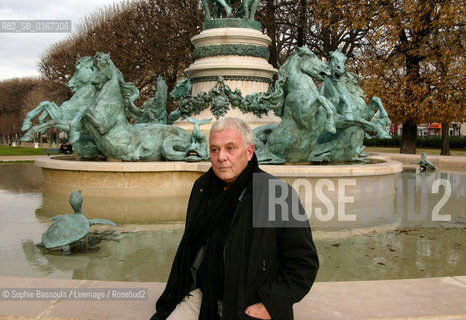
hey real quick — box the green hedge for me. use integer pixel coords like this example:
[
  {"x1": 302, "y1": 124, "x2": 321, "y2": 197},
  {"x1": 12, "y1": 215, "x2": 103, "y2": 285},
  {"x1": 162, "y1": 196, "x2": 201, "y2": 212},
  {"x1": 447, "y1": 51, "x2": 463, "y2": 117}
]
[{"x1": 364, "y1": 136, "x2": 466, "y2": 149}]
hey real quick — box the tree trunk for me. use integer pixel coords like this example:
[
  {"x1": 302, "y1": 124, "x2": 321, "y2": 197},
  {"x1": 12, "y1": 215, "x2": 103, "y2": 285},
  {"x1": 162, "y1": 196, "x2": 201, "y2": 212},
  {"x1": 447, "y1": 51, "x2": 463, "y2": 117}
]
[
  {"x1": 400, "y1": 120, "x2": 417, "y2": 154},
  {"x1": 440, "y1": 121, "x2": 450, "y2": 155},
  {"x1": 296, "y1": 0, "x2": 307, "y2": 47},
  {"x1": 264, "y1": 0, "x2": 278, "y2": 69}
]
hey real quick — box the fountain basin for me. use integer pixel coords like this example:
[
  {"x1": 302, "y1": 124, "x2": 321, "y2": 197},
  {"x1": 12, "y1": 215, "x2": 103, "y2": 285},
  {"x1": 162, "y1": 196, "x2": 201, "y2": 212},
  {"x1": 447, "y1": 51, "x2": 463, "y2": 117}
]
[
  {"x1": 35, "y1": 155, "x2": 402, "y2": 227},
  {"x1": 2, "y1": 161, "x2": 464, "y2": 283}
]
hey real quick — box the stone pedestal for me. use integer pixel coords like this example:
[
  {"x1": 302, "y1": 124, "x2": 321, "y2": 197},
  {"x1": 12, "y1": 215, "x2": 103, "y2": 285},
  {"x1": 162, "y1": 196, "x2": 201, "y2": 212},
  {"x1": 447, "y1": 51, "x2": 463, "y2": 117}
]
[{"x1": 177, "y1": 27, "x2": 280, "y2": 132}]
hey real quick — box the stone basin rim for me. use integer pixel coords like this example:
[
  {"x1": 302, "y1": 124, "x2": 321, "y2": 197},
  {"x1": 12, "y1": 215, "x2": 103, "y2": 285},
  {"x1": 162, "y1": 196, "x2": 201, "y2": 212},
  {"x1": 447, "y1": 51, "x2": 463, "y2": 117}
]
[{"x1": 35, "y1": 155, "x2": 403, "y2": 177}]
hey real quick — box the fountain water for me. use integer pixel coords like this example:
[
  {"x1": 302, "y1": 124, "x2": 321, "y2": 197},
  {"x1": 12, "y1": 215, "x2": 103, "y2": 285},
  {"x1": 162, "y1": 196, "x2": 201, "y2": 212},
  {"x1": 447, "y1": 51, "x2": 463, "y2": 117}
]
[{"x1": 0, "y1": 162, "x2": 464, "y2": 282}]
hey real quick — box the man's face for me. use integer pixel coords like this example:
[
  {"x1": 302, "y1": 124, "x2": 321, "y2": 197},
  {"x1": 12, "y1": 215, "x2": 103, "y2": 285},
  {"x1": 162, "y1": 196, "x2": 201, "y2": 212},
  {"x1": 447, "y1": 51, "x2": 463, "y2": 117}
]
[{"x1": 209, "y1": 129, "x2": 254, "y2": 186}]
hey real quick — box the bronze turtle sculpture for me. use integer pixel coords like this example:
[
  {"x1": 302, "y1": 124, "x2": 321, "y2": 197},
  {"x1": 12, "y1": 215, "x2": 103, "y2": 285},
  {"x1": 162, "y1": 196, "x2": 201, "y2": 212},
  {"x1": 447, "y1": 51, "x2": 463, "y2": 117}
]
[
  {"x1": 411, "y1": 152, "x2": 436, "y2": 171},
  {"x1": 38, "y1": 190, "x2": 118, "y2": 253}
]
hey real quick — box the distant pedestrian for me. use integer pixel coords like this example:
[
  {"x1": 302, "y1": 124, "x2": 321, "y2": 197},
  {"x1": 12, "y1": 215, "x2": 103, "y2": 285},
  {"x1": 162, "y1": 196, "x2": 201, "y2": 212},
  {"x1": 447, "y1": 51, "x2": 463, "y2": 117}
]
[{"x1": 59, "y1": 141, "x2": 73, "y2": 155}]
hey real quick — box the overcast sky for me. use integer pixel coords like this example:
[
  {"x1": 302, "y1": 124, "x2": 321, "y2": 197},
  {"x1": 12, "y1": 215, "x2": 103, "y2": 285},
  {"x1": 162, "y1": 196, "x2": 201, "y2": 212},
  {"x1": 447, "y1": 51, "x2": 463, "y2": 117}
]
[{"x1": 0, "y1": 0, "x2": 122, "y2": 81}]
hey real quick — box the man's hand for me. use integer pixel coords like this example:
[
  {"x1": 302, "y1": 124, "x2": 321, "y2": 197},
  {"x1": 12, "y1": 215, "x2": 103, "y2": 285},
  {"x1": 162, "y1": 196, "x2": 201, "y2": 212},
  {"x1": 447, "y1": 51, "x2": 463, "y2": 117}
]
[{"x1": 244, "y1": 302, "x2": 271, "y2": 319}]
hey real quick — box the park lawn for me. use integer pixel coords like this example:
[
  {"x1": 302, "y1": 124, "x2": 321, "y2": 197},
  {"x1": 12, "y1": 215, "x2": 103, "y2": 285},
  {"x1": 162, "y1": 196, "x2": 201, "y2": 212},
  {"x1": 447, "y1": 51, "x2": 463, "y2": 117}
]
[
  {"x1": 365, "y1": 146, "x2": 466, "y2": 157},
  {"x1": 0, "y1": 160, "x2": 34, "y2": 163},
  {"x1": 1, "y1": 145, "x2": 464, "y2": 157},
  {"x1": 0, "y1": 145, "x2": 57, "y2": 156}
]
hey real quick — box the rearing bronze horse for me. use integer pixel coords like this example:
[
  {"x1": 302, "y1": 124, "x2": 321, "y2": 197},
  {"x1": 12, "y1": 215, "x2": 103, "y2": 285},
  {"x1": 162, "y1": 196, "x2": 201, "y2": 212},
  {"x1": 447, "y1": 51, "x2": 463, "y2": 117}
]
[{"x1": 82, "y1": 53, "x2": 192, "y2": 161}]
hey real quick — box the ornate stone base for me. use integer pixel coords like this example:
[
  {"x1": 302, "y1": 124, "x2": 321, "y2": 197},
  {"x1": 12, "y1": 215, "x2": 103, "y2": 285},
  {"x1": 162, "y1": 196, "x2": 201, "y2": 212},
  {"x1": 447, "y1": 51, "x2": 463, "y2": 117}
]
[{"x1": 180, "y1": 27, "x2": 280, "y2": 129}]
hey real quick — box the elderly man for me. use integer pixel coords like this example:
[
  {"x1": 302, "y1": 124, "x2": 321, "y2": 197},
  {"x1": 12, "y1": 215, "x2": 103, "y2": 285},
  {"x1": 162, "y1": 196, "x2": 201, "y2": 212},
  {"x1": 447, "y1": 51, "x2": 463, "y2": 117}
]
[{"x1": 151, "y1": 117, "x2": 319, "y2": 320}]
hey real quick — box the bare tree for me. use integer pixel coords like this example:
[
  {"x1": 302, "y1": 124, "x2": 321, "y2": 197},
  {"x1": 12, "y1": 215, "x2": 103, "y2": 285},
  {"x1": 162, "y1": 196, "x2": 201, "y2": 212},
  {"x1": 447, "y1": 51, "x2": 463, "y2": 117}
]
[
  {"x1": 39, "y1": 0, "x2": 204, "y2": 109},
  {"x1": 0, "y1": 77, "x2": 44, "y2": 143}
]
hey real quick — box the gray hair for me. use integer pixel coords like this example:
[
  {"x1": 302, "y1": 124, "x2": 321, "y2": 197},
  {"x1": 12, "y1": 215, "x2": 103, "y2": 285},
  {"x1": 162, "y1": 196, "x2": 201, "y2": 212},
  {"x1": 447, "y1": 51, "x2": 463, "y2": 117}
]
[{"x1": 210, "y1": 117, "x2": 254, "y2": 146}]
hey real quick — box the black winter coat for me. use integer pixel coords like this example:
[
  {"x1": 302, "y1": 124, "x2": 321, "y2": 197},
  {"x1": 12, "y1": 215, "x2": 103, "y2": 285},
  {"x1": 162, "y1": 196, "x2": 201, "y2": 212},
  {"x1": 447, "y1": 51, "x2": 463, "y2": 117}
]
[{"x1": 152, "y1": 169, "x2": 319, "y2": 320}]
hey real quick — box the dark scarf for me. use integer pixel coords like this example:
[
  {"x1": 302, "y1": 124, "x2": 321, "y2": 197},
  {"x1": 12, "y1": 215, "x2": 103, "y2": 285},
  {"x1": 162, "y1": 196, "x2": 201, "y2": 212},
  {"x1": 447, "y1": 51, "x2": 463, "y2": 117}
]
[{"x1": 177, "y1": 154, "x2": 259, "y2": 319}]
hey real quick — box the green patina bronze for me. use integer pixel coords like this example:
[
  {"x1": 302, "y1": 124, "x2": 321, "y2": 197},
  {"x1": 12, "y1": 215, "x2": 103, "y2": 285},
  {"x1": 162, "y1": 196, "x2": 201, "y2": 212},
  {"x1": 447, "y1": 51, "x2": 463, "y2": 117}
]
[
  {"x1": 186, "y1": 118, "x2": 212, "y2": 161},
  {"x1": 21, "y1": 53, "x2": 209, "y2": 162},
  {"x1": 168, "y1": 48, "x2": 391, "y2": 163},
  {"x1": 21, "y1": 47, "x2": 391, "y2": 164},
  {"x1": 314, "y1": 50, "x2": 391, "y2": 162},
  {"x1": 37, "y1": 190, "x2": 118, "y2": 254},
  {"x1": 253, "y1": 47, "x2": 337, "y2": 163},
  {"x1": 201, "y1": 0, "x2": 261, "y2": 21},
  {"x1": 253, "y1": 48, "x2": 392, "y2": 163},
  {"x1": 411, "y1": 152, "x2": 436, "y2": 171},
  {"x1": 168, "y1": 76, "x2": 272, "y2": 121},
  {"x1": 200, "y1": 0, "x2": 262, "y2": 30},
  {"x1": 193, "y1": 44, "x2": 270, "y2": 60},
  {"x1": 79, "y1": 52, "x2": 208, "y2": 161},
  {"x1": 137, "y1": 76, "x2": 168, "y2": 124},
  {"x1": 21, "y1": 57, "x2": 103, "y2": 159},
  {"x1": 203, "y1": 18, "x2": 261, "y2": 30}
]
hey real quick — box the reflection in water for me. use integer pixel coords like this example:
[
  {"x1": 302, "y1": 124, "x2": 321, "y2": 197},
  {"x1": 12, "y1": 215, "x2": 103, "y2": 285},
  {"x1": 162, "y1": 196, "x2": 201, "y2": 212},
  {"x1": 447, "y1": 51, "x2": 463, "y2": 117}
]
[
  {"x1": 18, "y1": 226, "x2": 466, "y2": 282},
  {"x1": 36, "y1": 191, "x2": 189, "y2": 224},
  {"x1": 315, "y1": 227, "x2": 465, "y2": 282},
  {"x1": 20, "y1": 228, "x2": 183, "y2": 282},
  {"x1": 394, "y1": 170, "x2": 466, "y2": 227},
  {"x1": 0, "y1": 163, "x2": 41, "y2": 193},
  {"x1": 22, "y1": 240, "x2": 91, "y2": 275},
  {"x1": 0, "y1": 163, "x2": 464, "y2": 282}
]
